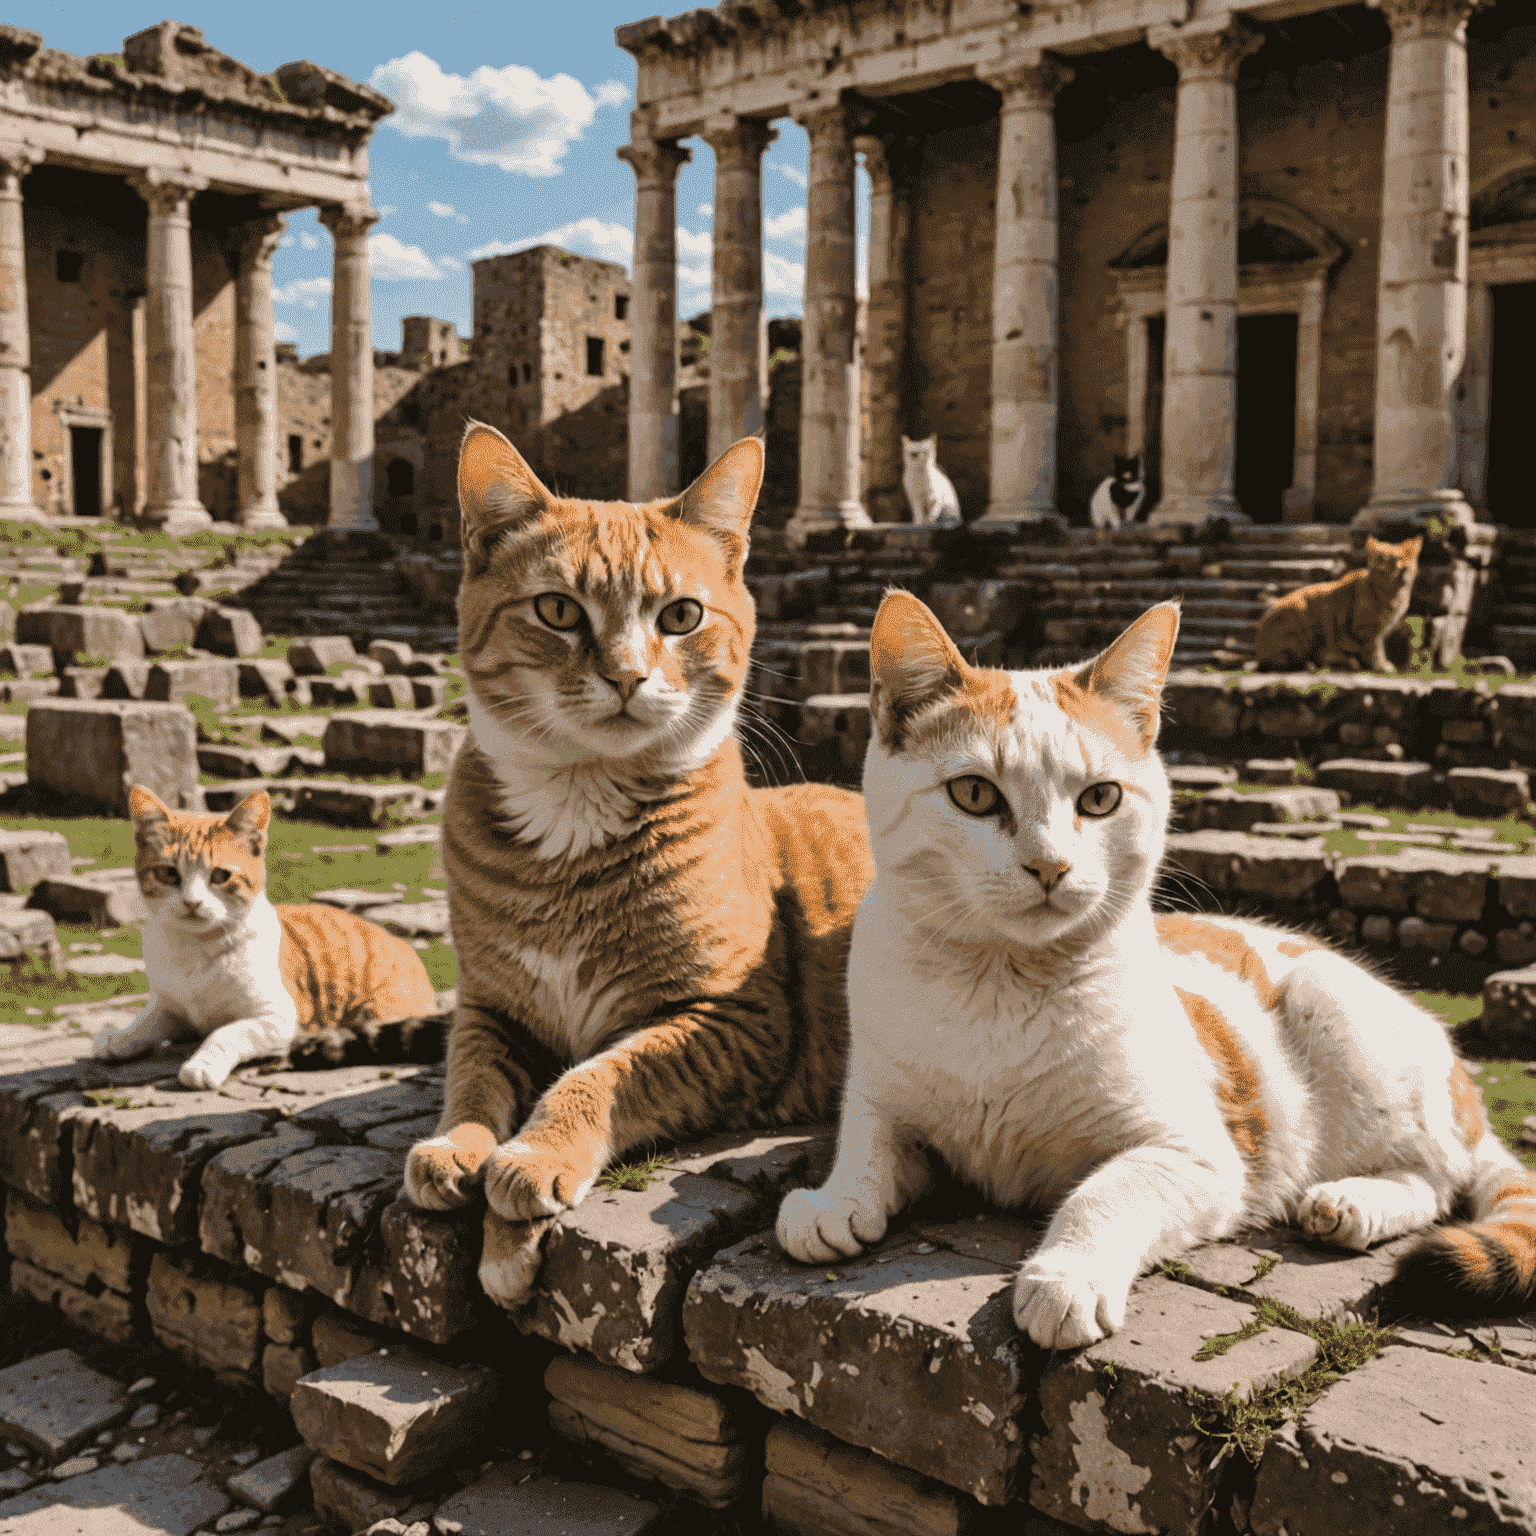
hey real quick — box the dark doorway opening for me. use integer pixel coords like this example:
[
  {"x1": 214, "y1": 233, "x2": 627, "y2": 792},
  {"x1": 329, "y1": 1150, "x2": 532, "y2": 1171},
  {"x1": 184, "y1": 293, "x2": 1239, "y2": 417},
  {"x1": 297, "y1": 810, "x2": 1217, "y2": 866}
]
[
  {"x1": 1236, "y1": 313, "x2": 1298, "y2": 524},
  {"x1": 70, "y1": 427, "x2": 102, "y2": 517},
  {"x1": 1142, "y1": 314, "x2": 1165, "y2": 511},
  {"x1": 386, "y1": 458, "x2": 415, "y2": 496},
  {"x1": 1489, "y1": 282, "x2": 1536, "y2": 525},
  {"x1": 288, "y1": 435, "x2": 304, "y2": 474}
]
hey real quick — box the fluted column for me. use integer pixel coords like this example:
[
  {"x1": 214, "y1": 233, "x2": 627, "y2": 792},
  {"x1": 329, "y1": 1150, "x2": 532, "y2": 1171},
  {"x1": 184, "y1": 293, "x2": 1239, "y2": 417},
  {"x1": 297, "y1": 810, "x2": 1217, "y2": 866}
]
[
  {"x1": 0, "y1": 145, "x2": 42, "y2": 522},
  {"x1": 320, "y1": 204, "x2": 380, "y2": 532},
  {"x1": 229, "y1": 213, "x2": 288, "y2": 530},
  {"x1": 1148, "y1": 18, "x2": 1262, "y2": 527},
  {"x1": 703, "y1": 115, "x2": 775, "y2": 462},
  {"x1": 1356, "y1": 0, "x2": 1485, "y2": 531},
  {"x1": 975, "y1": 57, "x2": 1072, "y2": 528},
  {"x1": 618, "y1": 135, "x2": 691, "y2": 501},
  {"x1": 788, "y1": 102, "x2": 869, "y2": 544},
  {"x1": 132, "y1": 169, "x2": 211, "y2": 533}
]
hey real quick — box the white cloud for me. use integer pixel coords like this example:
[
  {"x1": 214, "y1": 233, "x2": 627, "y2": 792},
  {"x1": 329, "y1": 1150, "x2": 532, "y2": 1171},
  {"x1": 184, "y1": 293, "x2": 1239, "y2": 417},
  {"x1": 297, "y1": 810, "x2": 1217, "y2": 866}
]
[
  {"x1": 370, "y1": 232, "x2": 449, "y2": 282},
  {"x1": 765, "y1": 251, "x2": 804, "y2": 299},
  {"x1": 771, "y1": 162, "x2": 808, "y2": 189},
  {"x1": 764, "y1": 206, "x2": 806, "y2": 242},
  {"x1": 274, "y1": 320, "x2": 298, "y2": 343},
  {"x1": 278, "y1": 234, "x2": 294, "y2": 248},
  {"x1": 370, "y1": 51, "x2": 630, "y2": 177},
  {"x1": 427, "y1": 200, "x2": 456, "y2": 218},
  {"x1": 376, "y1": 205, "x2": 397, "y2": 217},
  {"x1": 299, "y1": 231, "x2": 321, "y2": 251},
  {"x1": 676, "y1": 226, "x2": 712, "y2": 260},
  {"x1": 273, "y1": 276, "x2": 332, "y2": 309},
  {"x1": 697, "y1": 202, "x2": 712, "y2": 220},
  {"x1": 438, "y1": 255, "x2": 464, "y2": 272},
  {"x1": 466, "y1": 216, "x2": 634, "y2": 266}
]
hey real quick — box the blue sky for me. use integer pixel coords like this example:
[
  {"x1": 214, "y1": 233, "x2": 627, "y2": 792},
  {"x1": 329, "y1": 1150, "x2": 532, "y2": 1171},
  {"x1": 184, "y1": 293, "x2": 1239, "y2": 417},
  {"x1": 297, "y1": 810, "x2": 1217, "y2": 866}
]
[{"x1": 18, "y1": 1, "x2": 829, "y2": 355}]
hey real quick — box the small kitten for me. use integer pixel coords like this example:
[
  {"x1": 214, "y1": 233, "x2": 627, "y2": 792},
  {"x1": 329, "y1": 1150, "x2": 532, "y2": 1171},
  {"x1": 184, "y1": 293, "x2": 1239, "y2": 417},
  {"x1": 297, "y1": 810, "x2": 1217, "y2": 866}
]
[
  {"x1": 1088, "y1": 454, "x2": 1145, "y2": 530},
  {"x1": 94, "y1": 787, "x2": 439, "y2": 1089},
  {"x1": 901, "y1": 435, "x2": 961, "y2": 527},
  {"x1": 1255, "y1": 535, "x2": 1422, "y2": 672},
  {"x1": 777, "y1": 594, "x2": 1535, "y2": 1349}
]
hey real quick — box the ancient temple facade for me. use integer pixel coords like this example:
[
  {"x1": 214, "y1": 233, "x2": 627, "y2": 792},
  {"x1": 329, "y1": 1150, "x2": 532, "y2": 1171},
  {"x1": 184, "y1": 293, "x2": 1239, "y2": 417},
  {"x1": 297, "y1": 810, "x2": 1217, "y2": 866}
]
[
  {"x1": 616, "y1": 0, "x2": 1536, "y2": 536},
  {"x1": 0, "y1": 20, "x2": 391, "y2": 531}
]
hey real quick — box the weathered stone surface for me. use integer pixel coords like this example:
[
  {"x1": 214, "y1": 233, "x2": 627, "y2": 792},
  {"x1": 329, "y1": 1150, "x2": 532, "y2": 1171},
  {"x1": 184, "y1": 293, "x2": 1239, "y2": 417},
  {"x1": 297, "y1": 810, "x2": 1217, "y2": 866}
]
[
  {"x1": 321, "y1": 712, "x2": 465, "y2": 777},
  {"x1": 1496, "y1": 856, "x2": 1536, "y2": 920},
  {"x1": 430, "y1": 1467, "x2": 661, "y2": 1536},
  {"x1": 308, "y1": 1455, "x2": 414, "y2": 1532},
  {"x1": 197, "y1": 744, "x2": 294, "y2": 779},
  {"x1": 1031, "y1": 1276, "x2": 1318, "y2": 1535},
  {"x1": 0, "y1": 643, "x2": 54, "y2": 678},
  {"x1": 0, "y1": 1347, "x2": 128, "y2": 1458},
  {"x1": 196, "y1": 607, "x2": 264, "y2": 658},
  {"x1": 1335, "y1": 847, "x2": 1491, "y2": 922},
  {"x1": 228, "y1": 1444, "x2": 315, "y2": 1512},
  {"x1": 290, "y1": 1347, "x2": 499, "y2": 1485},
  {"x1": 199, "y1": 1119, "x2": 321, "y2": 1264},
  {"x1": 1481, "y1": 965, "x2": 1536, "y2": 1052},
  {"x1": 350, "y1": 1198, "x2": 484, "y2": 1346},
  {"x1": 15, "y1": 604, "x2": 144, "y2": 662},
  {"x1": 287, "y1": 780, "x2": 423, "y2": 826},
  {"x1": 5, "y1": 1188, "x2": 137, "y2": 1294},
  {"x1": 138, "y1": 600, "x2": 204, "y2": 654},
  {"x1": 1449, "y1": 765, "x2": 1531, "y2": 817},
  {"x1": 762, "y1": 1418, "x2": 972, "y2": 1536},
  {"x1": 0, "y1": 830, "x2": 71, "y2": 892},
  {"x1": 146, "y1": 1252, "x2": 266, "y2": 1375},
  {"x1": 262, "y1": 1283, "x2": 313, "y2": 1346},
  {"x1": 311, "y1": 1308, "x2": 388, "y2": 1368},
  {"x1": 365, "y1": 901, "x2": 449, "y2": 939},
  {"x1": 29, "y1": 869, "x2": 147, "y2": 927},
  {"x1": 546, "y1": 1355, "x2": 747, "y2": 1507},
  {"x1": 262, "y1": 1344, "x2": 316, "y2": 1402},
  {"x1": 796, "y1": 694, "x2": 871, "y2": 785},
  {"x1": 1315, "y1": 758, "x2": 1437, "y2": 807},
  {"x1": 9, "y1": 1258, "x2": 137, "y2": 1344},
  {"x1": 145, "y1": 659, "x2": 239, "y2": 708},
  {"x1": 687, "y1": 1220, "x2": 1037, "y2": 1505},
  {"x1": 1249, "y1": 1346, "x2": 1536, "y2": 1535},
  {"x1": 310, "y1": 888, "x2": 400, "y2": 914},
  {"x1": 27, "y1": 700, "x2": 200, "y2": 816},
  {"x1": 288, "y1": 636, "x2": 359, "y2": 675},
  {"x1": 928, "y1": 581, "x2": 1026, "y2": 641},
  {"x1": 369, "y1": 640, "x2": 413, "y2": 673},
  {"x1": 1162, "y1": 831, "x2": 1331, "y2": 902},
  {"x1": 1193, "y1": 786, "x2": 1341, "y2": 831},
  {"x1": 0, "y1": 1452, "x2": 229, "y2": 1533},
  {"x1": 238, "y1": 658, "x2": 298, "y2": 701},
  {"x1": 366, "y1": 677, "x2": 415, "y2": 709},
  {"x1": 0, "y1": 908, "x2": 57, "y2": 964}
]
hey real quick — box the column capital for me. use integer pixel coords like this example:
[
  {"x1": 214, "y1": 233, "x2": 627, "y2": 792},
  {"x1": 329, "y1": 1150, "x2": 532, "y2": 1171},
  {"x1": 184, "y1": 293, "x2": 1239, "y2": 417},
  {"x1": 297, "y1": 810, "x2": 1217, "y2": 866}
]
[
  {"x1": 129, "y1": 168, "x2": 208, "y2": 216},
  {"x1": 852, "y1": 134, "x2": 890, "y2": 193},
  {"x1": 1150, "y1": 17, "x2": 1263, "y2": 81},
  {"x1": 1368, "y1": 0, "x2": 1488, "y2": 41},
  {"x1": 978, "y1": 55, "x2": 1073, "y2": 107},
  {"x1": 224, "y1": 212, "x2": 287, "y2": 274},
  {"x1": 617, "y1": 137, "x2": 692, "y2": 188},
  {"x1": 700, "y1": 115, "x2": 777, "y2": 168},
  {"x1": 791, "y1": 99, "x2": 853, "y2": 143},
  {"x1": 319, "y1": 203, "x2": 380, "y2": 242},
  {"x1": 0, "y1": 143, "x2": 42, "y2": 183}
]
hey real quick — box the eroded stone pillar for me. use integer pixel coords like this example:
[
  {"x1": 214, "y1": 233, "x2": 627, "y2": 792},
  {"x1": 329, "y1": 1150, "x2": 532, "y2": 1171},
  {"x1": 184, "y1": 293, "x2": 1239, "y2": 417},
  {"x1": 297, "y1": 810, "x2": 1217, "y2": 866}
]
[
  {"x1": 788, "y1": 102, "x2": 869, "y2": 544},
  {"x1": 1356, "y1": 0, "x2": 1485, "y2": 531},
  {"x1": 618, "y1": 135, "x2": 691, "y2": 501},
  {"x1": 132, "y1": 169, "x2": 211, "y2": 533},
  {"x1": 320, "y1": 204, "x2": 380, "y2": 532},
  {"x1": 1148, "y1": 18, "x2": 1262, "y2": 528},
  {"x1": 703, "y1": 115, "x2": 775, "y2": 462},
  {"x1": 229, "y1": 214, "x2": 288, "y2": 530},
  {"x1": 0, "y1": 145, "x2": 42, "y2": 522},
  {"x1": 975, "y1": 57, "x2": 1072, "y2": 528}
]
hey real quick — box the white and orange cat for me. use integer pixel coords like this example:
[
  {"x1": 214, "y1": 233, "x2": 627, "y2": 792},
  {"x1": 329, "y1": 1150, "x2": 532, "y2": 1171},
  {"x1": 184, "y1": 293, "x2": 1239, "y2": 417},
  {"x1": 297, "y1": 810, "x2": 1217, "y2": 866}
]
[{"x1": 778, "y1": 594, "x2": 1534, "y2": 1348}]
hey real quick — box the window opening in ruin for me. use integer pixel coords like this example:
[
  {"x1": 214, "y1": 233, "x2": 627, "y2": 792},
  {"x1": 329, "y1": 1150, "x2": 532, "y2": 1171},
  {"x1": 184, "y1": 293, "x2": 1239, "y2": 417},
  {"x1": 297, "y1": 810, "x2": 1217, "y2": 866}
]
[
  {"x1": 69, "y1": 427, "x2": 102, "y2": 517},
  {"x1": 386, "y1": 458, "x2": 415, "y2": 497},
  {"x1": 401, "y1": 511, "x2": 418, "y2": 535},
  {"x1": 1489, "y1": 282, "x2": 1536, "y2": 525},
  {"x1": 428, "y1": 522, "x2": 443, "y2": 542},
  {"x1": 401, "y1": 400, "x2": 420, "y2": 426},
  {"x1": 586, "y1": 338, "x2": 605, "y2": 376},
  {"x1": 1142, "y1": 314, "x2": 1165, "y2": 512},
  {"x1": 615, "y1": 295, "x2": 629, "y2": 322},
  {"x1": 287, "y1": 435, "x2": 304, "y2": 474},
  {"x1": 508, "y1": 366, "x2": 518, "y2": 387},
  {"x1": 522, "y1": 363, "x2": 532, "y2": 383},
  {"x1": 56, "y1": 251, "x2": 84, "y2": 283},
  {"x1": 1235, "y1": 313, "x2": 1298, "y2": 524}
]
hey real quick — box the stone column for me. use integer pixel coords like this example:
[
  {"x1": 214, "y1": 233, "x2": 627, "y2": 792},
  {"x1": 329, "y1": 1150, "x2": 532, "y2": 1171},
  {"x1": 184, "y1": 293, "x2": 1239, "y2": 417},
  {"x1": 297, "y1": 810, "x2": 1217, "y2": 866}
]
[
  {"x1": 228, "y1": 213, "x2": 288, "y2": 530},
  {"x1": 703, "y1": 115, "x2": 775, "y2": 462},
  {"x1": 0, "y1": 145, "x2": 42, "y2": 522},
  {"x1": 1356, "y1": 0, "x2": 1484, "y2": 531},
  {"x1": 1147, "y1": 18, "x2": 1262, "y2": 527},
  {"x1": 320, "y1": 204, "x2": 380, "y2": 532},
  {"x1": 132, "y1": 169, "x2": 211, "y2": 533},
  {"x1": 788, "y1": 102, "x2": 869, "y2": 544},
  {"x1": 975, "y1": 57, "x2": 1072, "y2": 528},
  {"x1": 618, "y1": 135, "x2": 691, "y2": 501}
]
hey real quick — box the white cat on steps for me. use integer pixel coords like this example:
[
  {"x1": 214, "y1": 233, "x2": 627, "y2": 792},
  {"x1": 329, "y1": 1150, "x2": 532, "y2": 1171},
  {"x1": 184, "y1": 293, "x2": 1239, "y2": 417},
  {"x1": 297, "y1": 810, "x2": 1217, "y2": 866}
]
[
  {"x1": 901, "y1": 435, "x2": 961, "y2": 526},
  {"x1": 1089, "y1": 453, "x2": 1146, "y2": 530}
]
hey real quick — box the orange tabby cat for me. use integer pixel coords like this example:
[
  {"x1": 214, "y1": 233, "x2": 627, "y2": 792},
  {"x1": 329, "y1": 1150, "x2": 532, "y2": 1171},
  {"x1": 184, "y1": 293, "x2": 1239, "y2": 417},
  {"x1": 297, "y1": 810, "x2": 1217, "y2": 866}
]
[
  {"x1": 93, "y1": 788, "x2": 439, "y2": 1088},
  {"x1": 1255, "y1": 535, "x2": 1421, "y2": 672},
  {"x1": 403, "y1": 424, "x2": 873, "y2": 1308}
]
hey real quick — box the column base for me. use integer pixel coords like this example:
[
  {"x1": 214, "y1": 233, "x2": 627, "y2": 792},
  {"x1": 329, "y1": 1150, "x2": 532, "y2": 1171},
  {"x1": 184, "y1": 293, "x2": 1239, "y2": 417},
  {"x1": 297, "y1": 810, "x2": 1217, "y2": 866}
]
[
  {"x1": 1146, "y1": 494, "x2": 1250, "y2": 531},
  {"x1": 0, "y1": 500, "x2": 46, "y2": 524},
  {"x1": 1352, "y1": 490, "x2": 1477, "y2": 535},
  {"x1": 239, "y1": 506, "x2": 290, "y2": 532},
  {"x1": 784, "y1": 504, "x2": 872, "y2": 548},
  {"x1": 144, "y1": 503, "x2": 213, "y2": 535}
]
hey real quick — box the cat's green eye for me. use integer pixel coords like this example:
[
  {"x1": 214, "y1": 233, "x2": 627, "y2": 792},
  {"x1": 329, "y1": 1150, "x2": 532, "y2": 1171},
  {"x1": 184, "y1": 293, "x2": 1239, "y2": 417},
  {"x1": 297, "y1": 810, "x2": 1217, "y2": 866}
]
[
  {"x1": 1078, "y1": 782, "x2": 1122, "y2": 818},
  {"x1": 210, "y1": 869, "x2": 232, "y2": 886},
  {"x1": 153, "y1": 865, "x2": 180, "y2": 885},
  {"x1": 534, "y1": 593, "x2": 582, "y2": 631},
  {"x1": 948, "y1": 776, "x2": 1002, "y2": 817},
  {"x1": 659, "y1": 598, "x2": 703, "y2": 636}
]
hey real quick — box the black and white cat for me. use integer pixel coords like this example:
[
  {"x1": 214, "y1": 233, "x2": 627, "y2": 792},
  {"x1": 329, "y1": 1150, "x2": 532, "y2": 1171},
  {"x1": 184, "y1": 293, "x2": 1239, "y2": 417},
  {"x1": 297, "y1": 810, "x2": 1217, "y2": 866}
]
[{"x1": 1089, "y1": 454, "x2": 1146, "y2": 531}]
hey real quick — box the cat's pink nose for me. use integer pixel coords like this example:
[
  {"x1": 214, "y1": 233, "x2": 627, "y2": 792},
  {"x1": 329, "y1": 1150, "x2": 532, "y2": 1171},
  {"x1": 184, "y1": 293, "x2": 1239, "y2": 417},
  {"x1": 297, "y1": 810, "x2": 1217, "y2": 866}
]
[
  {"x1": 1023, "y1": 858, "x2": 1070, "y2": 893},
  {"x1": 601, "y1": 667, "x2": 646, "y2": 702}
]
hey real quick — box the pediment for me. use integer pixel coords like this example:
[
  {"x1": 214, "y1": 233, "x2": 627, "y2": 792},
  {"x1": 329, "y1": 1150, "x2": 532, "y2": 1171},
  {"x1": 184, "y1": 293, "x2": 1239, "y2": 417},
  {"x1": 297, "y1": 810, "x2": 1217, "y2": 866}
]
[{"x1": 1109, "y1": 200, "x2": 1346, "y2": 274}]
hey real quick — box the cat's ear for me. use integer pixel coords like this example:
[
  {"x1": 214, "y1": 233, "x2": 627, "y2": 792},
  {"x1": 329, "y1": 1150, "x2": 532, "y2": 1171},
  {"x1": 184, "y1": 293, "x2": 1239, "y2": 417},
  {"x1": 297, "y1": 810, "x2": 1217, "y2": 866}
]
[
  {"x1": 129, "y1": 786, "x2": 169, "y2": 828},
  {"x1": 901, "y1": 434, "x2": 911, "y2": 448},
  {"x1": 1068, "y1": 600, "x2": 1180, "y2": 749},
  {"x1": 224, "y1": 791, "x2": 271, "y2": 842},
  {"x1": 869, "y1": 590, "x2": 969, "y2": 748},
  {"x1": 1402, "y1": 536, "x2": 1423, "y2": 559},
  {"x1": 669, "y1": 436, "x2": 763, "y2": 576},
  {"x1": 458, "y1": 420, "x2": 553, "y2": 571}
]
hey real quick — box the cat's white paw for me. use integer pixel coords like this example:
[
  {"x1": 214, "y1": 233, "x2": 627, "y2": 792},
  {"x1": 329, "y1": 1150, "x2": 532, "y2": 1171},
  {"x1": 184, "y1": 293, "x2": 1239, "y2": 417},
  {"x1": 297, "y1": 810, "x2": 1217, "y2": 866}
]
[
  {"x1": 178, "y1": 1053, "x2": 234, "y2": 1091},
  {"x1": 1013, "y1": 1252, "x2": 1128, "y2": 1351},
  {"x1": 1297, "y1": 1184, "x2": 1378, "y2": 1251},
  {"x1": 93, "y1": 1027, "x2": 144, "y2": 1061},
  {"x1": 776, "y1": 1185, "x2": 887, "y2": 1265}
]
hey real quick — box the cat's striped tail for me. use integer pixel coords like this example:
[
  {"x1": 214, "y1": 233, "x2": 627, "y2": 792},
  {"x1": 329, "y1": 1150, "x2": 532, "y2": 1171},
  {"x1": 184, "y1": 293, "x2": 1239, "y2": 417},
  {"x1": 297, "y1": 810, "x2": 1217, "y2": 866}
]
[
  {"x1": 1393, "y1": 1160, "x2": 1536, "y2": 1316},
  {"x1": 286, "y1": 1000, "x2": 454, "y2": 1070}
]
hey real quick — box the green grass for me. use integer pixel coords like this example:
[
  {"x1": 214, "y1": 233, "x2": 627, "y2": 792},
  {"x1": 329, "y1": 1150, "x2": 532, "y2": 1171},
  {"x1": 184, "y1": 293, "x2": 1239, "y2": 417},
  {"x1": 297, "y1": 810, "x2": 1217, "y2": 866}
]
[
  {"x1": 1463, "y1": 1058, "x2": 1536, "y2": 1170},
  {"x1": 597, "y1": 1150, "x2": 676, "y2": 1193}
]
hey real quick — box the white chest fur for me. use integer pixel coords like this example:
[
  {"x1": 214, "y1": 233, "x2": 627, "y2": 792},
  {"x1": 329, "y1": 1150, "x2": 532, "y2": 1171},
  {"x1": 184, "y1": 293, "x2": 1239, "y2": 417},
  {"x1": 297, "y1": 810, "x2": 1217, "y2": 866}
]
[{"x1": 142, "y1": 895, "x2": 296, "y2": 1034}]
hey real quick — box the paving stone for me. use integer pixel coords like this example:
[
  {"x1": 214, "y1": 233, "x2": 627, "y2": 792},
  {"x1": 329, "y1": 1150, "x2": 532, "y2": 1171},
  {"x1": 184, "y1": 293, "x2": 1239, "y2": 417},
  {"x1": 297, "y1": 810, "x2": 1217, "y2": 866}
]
[
  {"x1": 762, "y1": 1418, "x2": 972, "y2": 1536},
  {"x1": 0, "y1": 830, "x2": 71, "y2": 892},
  {"x1": 0, "y1": 908, "x2": 58, "y2": 964},
  {"x1": 262, "y1": 1344, "x2": 317, "y2": 1401},
  {"x1": 1161, "y1": 831, "x2": 1331, "y2": 902},
  {"x1": 308, "y1": 1455, "x2": 415, "y2": 1533},
  {"x1": 66, "y1": 953, "x2": 146, "y2": 977},
  {"x1": 311, "y1": 1309, "x2": 389, "y2": 1369},
  {"x1": 29, "y1": 869, "x2": 147, "y2": 927},
  {"x1": 0, "y1": 643, "x2": 55, "y2": 678},
  {"x1": 138, "y1": 601, "x2": 204, "y2": 654},
  {"x1": 27, "y1": 700, "x2": 200, "y2": 817},
  {"x1": 8, "y1": 1259, "x2": 137, "y2": 1346},
  {"x1": 321, "y1": 713, "x2": 466, "y2": 778},
  {"x1": 368, "y1": 641, "x2": 413, "y2": 673},
  {"x1": 360, "y1": 1115, "x2": 439, "y2": 1153},
  {"x1": 429, "y1": 1466, "x2": 661, "y2": 1536},
  {"x1": 146, "y1": 1252, "x2": 266, "y2": 1376},
  {"x1": 1166, "y1": 765, "x2": 1239, "y2": 791},
  {"x1": 197, "y1": 745, "x2": 295, "y2": 780},
  {"x1": 0, "y1": 1451, "x2": 230, "y2": 1534},
  {"x1": 290, "y1": 1346, "x2": 499, "y2": 1485},
  {"x1": 102, "y1": 659, "x2": 152, "y2": 700},
  {"x1": 144, "y1": 659, "x2": 239, "y2": 709},
  {"x1": 364, "y1": 902, "x2": 450, "y2": 939},
  {"x1": 288, "y1": 1074, "x2": 441, "y2": 1139},
  {"x1": 687, "y1": 1220, "x2": 1036, "y2": 1505},
  {"x1": 196, "y1": 608, "x2": 264, "y2": 658},
  {"x1": 376, "y1": 826, "x2": 439, "y2": 852},
  {"x1": 367, "y1": 678, "x2": 415, "y2": 709},
  {"x1": 0, "y1": 1348, "x2": 129, "y2": 1459},
  {"x1": 15, "y1": 604, "x2": 144, "y2": 663},
  {"x1": 1249, "y1": 1346, "x2": 1536, "y2": 1534},
  {"x1": 237, "y1": 659, "x2": 298, "y2": 702},
  {"x1": 308, "y1": 673, "x2": 376, "y2": 708},
  {"x1": 1315, "y1": 758, "x2": 1439, "y2": 808},
  {"x1": 286, "y1": 781, "x2": 424, "y2": 827},
  {"x1": 1030, "y1": 1276, "x2": 1319, "y2": 1535},
  {"x1": 288, "y1": 637, "x2": 359, "y2": 675},
  {"x1": 546, "y1": 1355, "x2": 748, "y2": 1507},
  {"x1": 227, "y1": 1444, "x2": 315, "y2": 1512},
  {"x1": 4, "y1": 1188, "x2": 137, "y2": 1294},
  {"x1": 0, "y1": 1469, "x2": 33, "y2": 1492}
]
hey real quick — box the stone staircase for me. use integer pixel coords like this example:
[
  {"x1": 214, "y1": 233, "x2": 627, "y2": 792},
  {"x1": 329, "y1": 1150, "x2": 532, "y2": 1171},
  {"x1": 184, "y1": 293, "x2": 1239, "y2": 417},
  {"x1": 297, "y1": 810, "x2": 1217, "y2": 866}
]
[{"x1": 1479, "y1": 524, "x2": 1536, "y2": 668}]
